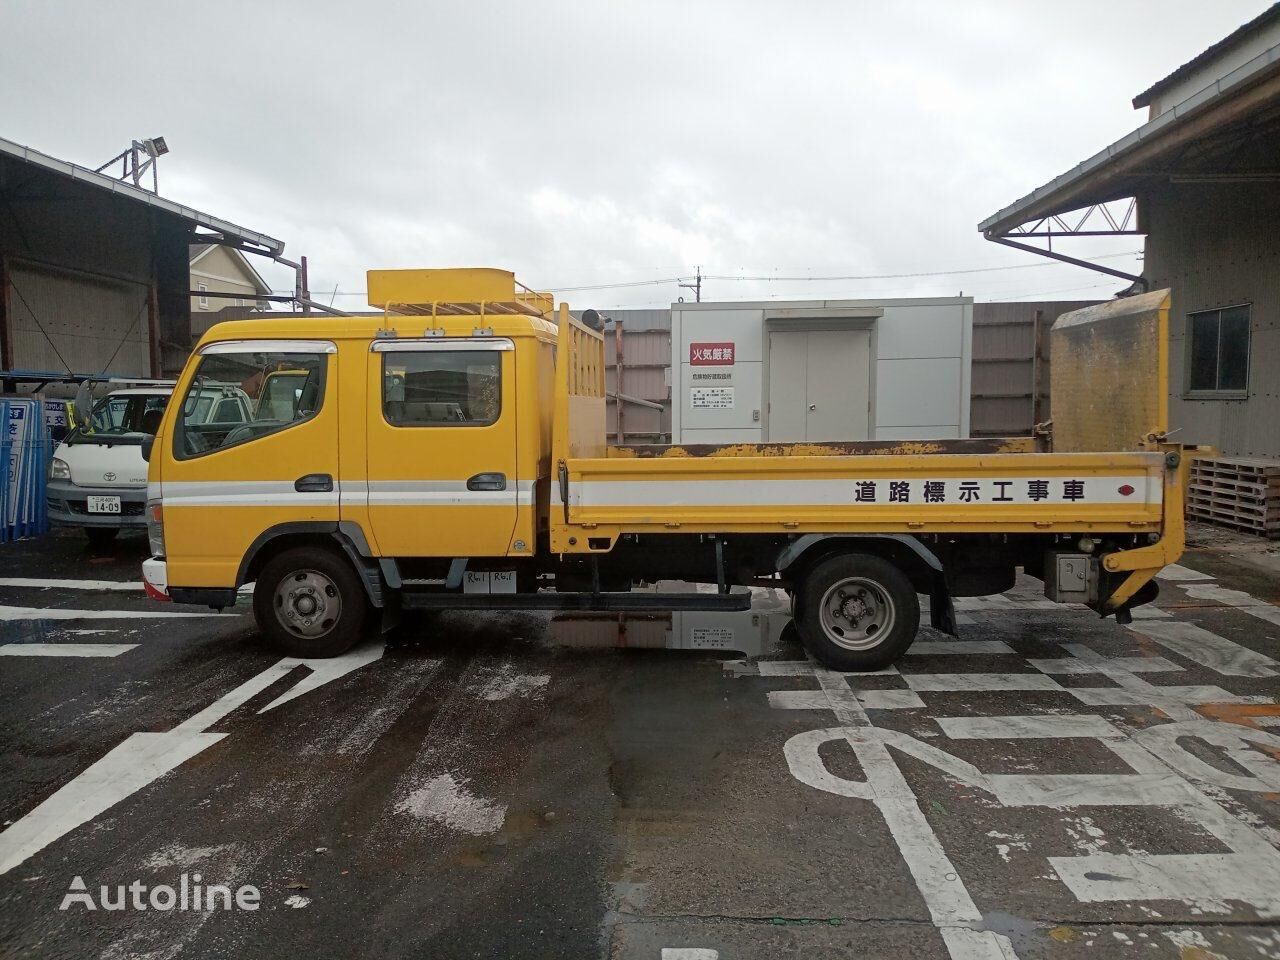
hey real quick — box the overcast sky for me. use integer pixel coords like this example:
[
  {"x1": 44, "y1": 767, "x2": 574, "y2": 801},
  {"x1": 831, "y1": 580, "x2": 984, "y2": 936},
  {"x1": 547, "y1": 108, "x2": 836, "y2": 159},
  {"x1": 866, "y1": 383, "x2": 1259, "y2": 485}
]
[{"x1": 3, "y1": 1, "x2": 1270, "y2": 309}]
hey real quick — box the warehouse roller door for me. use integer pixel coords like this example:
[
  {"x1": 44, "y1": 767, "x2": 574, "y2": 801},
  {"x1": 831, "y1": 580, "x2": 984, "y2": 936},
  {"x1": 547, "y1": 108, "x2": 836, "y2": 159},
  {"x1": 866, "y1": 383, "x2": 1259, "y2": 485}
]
[{"x1": 6, "y1": 262, "x2": 151, "y2": 376}]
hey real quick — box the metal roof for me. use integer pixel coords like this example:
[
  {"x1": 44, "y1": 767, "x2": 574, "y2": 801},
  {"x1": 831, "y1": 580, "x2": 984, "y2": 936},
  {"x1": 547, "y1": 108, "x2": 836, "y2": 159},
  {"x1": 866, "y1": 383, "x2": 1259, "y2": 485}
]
[
  {"x1": 1133, "y1": 3, "x2": 1280, "y2": 108},
  {"x1": 979, "y1": 37, "x2": 1280, "y2": 237},
  {"x1": 0, "y1": 136, "x2": 285, "y2": 257}
]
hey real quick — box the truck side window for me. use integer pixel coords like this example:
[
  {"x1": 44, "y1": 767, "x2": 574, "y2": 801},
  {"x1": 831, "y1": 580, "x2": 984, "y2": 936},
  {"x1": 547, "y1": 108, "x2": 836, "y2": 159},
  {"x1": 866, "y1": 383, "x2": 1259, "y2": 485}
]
[
  {"x1": 174, "y1": 348, "x2": 327, "y2": 459},
  {"x1": 382, "y1": 351, "x2": 501, "y2": 426}
]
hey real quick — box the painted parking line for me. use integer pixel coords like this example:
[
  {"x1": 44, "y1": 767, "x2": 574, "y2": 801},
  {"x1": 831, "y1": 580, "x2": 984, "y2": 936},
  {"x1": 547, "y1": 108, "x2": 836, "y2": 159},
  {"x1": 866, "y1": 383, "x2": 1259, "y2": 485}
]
[
  {"x1": 0, "y1": 604, "x2": 223, "y2": 621},
  {"x1": 0, "y1": 643, "x2": 138, "y2": 658},
  {"x1": 735, "y1": 636, "x2": 1280, "y2": 955},
  {"x1": 0, "y1": 642, "x2": 385, "y2": 876},
  {"x1": 1125, "y1": 620, "x2": 1278, "y2": 677},
  {"x1": 1157, "y1": 563, "x2": 1216, "y2": 582},
  {"x1": 0, "y1": 577, "x2": 143, "y2": 591},
  {"x1": 1179, "y1": 582, "x2": 1280, "y2": 629}
]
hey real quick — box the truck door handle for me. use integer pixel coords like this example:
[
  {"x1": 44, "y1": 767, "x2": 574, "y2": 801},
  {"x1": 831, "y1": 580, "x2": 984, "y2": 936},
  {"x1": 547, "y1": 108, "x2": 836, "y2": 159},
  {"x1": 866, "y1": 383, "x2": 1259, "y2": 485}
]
[
  {"x1": 467, "y1": 472, "x2": 507, "y2": 492},
  {"x1": 295, "y1": 473, "x2": 334, "y2": 493}
]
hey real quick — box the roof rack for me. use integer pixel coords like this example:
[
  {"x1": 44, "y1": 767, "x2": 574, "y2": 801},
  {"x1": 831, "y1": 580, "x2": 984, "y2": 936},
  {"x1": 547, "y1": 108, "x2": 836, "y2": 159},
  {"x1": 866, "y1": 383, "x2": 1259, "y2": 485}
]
[{"x1": 366, "y1": 267, "x2": 553, "y2": 318}]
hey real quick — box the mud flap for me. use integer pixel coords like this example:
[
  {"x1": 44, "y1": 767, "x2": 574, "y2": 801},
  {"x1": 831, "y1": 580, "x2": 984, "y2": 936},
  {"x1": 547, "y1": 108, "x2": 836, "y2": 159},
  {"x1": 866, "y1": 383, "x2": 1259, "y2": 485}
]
[{"x1": 929, "y1": 574, "x2": 958, "y2": 636}]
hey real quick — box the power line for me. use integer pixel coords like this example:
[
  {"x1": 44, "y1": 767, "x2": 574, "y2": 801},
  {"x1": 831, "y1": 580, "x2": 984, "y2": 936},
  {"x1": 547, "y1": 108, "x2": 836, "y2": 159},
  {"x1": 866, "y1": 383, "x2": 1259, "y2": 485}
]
[{"x1": 270, "y1": 249, "x2": 1143, "y2": 298}]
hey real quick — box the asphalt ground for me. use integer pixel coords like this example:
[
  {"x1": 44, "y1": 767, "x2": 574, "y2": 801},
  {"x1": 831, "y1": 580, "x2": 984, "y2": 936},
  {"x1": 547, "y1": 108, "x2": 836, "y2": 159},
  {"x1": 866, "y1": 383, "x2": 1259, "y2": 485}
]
[{"x1": 0, "y1": 529, "x2": 1279, "y2": 959}]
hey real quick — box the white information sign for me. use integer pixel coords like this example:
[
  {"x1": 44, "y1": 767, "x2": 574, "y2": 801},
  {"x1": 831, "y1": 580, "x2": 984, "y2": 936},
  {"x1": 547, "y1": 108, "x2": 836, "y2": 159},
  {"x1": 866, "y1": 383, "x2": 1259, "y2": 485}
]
[{"x1": 690, "y1": 387, "x2": 734, "y2": 410}]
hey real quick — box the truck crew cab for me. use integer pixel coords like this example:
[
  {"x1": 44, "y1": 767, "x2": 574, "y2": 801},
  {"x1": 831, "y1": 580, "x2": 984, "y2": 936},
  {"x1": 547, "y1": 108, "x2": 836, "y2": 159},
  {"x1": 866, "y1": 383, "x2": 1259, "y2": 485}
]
[{"x1": 142, "y1": 269, "x2": 1188, "y2": 670}]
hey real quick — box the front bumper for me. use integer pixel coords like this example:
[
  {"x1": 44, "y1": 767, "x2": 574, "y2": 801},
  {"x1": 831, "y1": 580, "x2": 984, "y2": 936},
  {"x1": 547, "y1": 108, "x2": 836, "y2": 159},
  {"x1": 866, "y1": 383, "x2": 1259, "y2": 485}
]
[
  {"x1": 47, "y1": 480, "x2": 148, "y2": 527},
  {"x1": 142, "y1": 557, "x2": 170, "y2": 600}
]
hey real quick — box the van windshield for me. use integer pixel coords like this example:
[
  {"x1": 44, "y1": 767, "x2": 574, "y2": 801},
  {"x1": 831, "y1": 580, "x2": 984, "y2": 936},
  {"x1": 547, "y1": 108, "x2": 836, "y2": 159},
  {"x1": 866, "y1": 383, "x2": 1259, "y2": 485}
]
[{"x1": 66, "y1": 394, "x2": 169, "y2": 446}]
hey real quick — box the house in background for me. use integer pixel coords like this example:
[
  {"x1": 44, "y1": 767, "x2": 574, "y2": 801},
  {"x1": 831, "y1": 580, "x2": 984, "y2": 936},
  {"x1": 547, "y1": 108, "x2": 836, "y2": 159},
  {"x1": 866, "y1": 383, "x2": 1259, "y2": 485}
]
[{"x1": 189, "y1": 242, "x2": 272, "y2": 338}]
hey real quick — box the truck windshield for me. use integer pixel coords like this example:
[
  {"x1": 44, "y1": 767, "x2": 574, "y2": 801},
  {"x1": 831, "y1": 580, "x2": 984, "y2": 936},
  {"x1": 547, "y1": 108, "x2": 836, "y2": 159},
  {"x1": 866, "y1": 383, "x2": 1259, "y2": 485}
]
[{"x1": 66, "y1": 394, "x2": 168, "y2": 445}]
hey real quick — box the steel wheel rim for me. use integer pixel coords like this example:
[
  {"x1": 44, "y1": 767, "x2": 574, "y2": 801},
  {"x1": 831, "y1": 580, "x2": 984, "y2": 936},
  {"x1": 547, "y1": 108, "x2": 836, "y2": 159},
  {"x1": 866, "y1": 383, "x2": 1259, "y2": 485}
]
[
  {"x1": 818, "y1": 576, "x2": 895, "y2": 651},
  {"x1": 274, "y1": 569, "x2": 341, "y2": 639}
]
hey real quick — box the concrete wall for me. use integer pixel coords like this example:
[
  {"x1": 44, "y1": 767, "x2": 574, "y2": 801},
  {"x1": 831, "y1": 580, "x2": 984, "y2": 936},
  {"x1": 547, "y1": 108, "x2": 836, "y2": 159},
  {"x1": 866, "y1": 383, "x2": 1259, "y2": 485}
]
[{"x1": 1144, "y1": 179, "x2": 1280, "y2": 458}]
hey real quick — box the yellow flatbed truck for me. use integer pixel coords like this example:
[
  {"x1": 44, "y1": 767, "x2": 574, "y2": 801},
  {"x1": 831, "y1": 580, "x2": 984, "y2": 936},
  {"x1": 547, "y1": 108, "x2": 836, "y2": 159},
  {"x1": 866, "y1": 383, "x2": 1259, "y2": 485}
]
[{"x1": 141, "y1": 269, "x2": 1189, "y2": 670}]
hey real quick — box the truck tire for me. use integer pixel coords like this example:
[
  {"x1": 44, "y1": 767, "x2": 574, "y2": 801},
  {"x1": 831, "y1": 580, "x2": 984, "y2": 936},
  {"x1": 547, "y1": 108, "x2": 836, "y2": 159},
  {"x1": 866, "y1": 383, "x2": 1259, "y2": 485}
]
[
  {"x1": 794, "y1": 553, "x2": 920, "y2": 671},
  {"x1": 253, "y1": 546, "x2": 369, "y2": 658}
]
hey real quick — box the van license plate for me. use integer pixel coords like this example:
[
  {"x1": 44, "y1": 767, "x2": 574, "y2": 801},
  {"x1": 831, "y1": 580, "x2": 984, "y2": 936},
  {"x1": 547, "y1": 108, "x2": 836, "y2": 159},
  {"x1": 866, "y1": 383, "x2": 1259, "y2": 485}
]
[{"x1": 87, "y1": 496, "x2": 121, "y2": 514}]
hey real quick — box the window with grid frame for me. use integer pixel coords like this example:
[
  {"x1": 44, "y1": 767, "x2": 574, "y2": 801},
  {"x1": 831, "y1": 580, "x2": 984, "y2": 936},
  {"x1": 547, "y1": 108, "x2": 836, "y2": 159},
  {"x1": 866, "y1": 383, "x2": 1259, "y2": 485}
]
[{"x1": 1187, "y1": 304, "x2": 1250, "y2": 395}]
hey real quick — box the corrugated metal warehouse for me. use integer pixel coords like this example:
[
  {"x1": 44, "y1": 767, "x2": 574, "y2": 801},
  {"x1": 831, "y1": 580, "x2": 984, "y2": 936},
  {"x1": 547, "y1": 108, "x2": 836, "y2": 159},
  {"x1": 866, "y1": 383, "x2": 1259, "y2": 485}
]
[
  {"x1": 981, "y1": 6, "x2": 1280, "y2": 459},
  {"x1": 969, "y1": 301, "x2": 1101, "y2": 437},
  {"x1": 0, "y1": 137, "x2": 284, "y2": 379}
]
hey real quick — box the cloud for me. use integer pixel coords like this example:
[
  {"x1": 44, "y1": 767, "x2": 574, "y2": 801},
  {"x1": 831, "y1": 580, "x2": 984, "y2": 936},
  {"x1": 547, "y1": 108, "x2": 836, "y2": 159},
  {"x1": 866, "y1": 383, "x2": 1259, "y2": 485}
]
[{"x1": 3, "y1": 0, "x2": 1266, "y2": 307}]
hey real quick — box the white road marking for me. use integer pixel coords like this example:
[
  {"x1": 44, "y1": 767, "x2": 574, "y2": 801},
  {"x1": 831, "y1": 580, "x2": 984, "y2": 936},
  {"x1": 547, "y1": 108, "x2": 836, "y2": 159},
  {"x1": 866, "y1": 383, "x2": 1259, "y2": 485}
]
[
  {"x1": 1179, "y1": 582, "x2": 1280, "y2": 629},
  {"x1": 954, "y1": 595, "x2": 1061, "y2": 611},
  {"x1": 769, "y1": 688, "x2": 926, "y2": 711},
  {"x1": 775, "y1": 661, "x2": 1019, "y2": 960},
  {"x1": 0, "y1": 577, "x2": 143, "y2": 591},
  {"x1": 1029, "y1": 655, "x2": 1180, "y2": 674},
  {"x1": 1157, "y1": 563, "x2": 1215, "y2": 582},
  {"x1": 394, "y1": 772, "x2": 507, "y2": 835},
  {"x1": 1125, "y1": 620, "x2": 1278, "y2": 677},
  {"x1": 1060, "y1": 643, "x2": 1268, "y2": 715},
  {"x1": 904, "y1": 674, "x2": 1063, "y2": 693},
  {"x1": 909, "y1": 640, "x2": 1015, "y2": 656},
  {"x1": 0, "y1": 643, "x2": 137, "y2": 658},
  {"x1": 938, "y1": 715, "x2": 1121, "y2": 740},
  {"x1": 0, "y1": 605, "x2": 221, "y2": 621},
  {"x1": 751, "y1": 635, "x2": 1280, "y2": 929},
  {"x1": 661, "y1": 950, "x2": 718, "y2": 960},
  {"x1": 0, "y1": 642, "x2": 385, "y2": 875},
  {"x1": 927, "y1": 694, "x2": 1280, "y2": 916}
]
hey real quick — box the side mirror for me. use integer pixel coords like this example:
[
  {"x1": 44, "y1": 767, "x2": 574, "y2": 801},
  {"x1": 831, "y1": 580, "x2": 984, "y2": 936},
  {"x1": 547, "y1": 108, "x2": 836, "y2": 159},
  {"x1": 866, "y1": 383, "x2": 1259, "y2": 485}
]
[
  {"x1": 72, "y1": 381, "x2": 93, "y2": 430},
  {"x1": 141, "y1": 434, "x2": 155, "y2": 462}
]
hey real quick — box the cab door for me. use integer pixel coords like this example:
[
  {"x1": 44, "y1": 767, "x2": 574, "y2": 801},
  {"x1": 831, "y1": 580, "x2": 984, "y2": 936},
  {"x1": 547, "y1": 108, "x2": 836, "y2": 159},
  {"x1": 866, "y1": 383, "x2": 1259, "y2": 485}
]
[
  {"x1": 160, "y1": 339, "x2": 338, "y2": 588},
  {"x1": 365, "y1": 339, "x2": 519, "y2": 558}
]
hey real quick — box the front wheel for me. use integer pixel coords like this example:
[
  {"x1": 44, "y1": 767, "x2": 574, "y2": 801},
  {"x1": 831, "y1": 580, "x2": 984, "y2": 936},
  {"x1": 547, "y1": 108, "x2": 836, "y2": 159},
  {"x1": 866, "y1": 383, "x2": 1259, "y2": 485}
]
[
  {"x1": 794, "y1": 554, "x2": 920, "y2": 671},
  {"x1": 253, "y1": 547, "x2": 369, "y2": 658}
]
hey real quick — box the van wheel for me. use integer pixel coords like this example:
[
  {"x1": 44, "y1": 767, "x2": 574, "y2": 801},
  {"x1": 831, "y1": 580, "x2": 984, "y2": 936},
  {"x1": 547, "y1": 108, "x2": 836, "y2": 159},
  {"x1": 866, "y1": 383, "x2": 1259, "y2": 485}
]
[
  {"x1": 795, "y1": 554, "x2": 919, "y2": 671},
  {"x1": 253, "y1": 547, "x2": 369, "y2": 658},
  {"x1": 85, "y1": 527, "x2": 119, "y2": 546}
]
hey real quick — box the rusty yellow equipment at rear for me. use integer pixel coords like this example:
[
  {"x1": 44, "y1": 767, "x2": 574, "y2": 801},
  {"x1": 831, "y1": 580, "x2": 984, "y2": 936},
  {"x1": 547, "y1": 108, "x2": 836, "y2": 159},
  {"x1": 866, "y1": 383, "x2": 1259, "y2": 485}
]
[{"x1": 141, "y1": 268, "x2": 1189, "y2": 672}]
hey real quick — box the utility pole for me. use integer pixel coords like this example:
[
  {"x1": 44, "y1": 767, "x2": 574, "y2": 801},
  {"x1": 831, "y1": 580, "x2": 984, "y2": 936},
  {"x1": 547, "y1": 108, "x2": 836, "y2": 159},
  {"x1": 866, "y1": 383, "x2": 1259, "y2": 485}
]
[{"x1": 678, "y1": 266, "x2": 702, "y2": 303}]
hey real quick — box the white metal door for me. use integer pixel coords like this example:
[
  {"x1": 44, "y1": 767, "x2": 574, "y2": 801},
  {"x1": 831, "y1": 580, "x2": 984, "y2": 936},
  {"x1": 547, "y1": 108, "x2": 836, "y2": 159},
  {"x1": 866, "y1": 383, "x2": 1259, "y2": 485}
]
[
  {"x1": 767, "y1": 331, "x2": 808, "y2": 440},
  {"x1": 767, "y1": 330, "x2": 871, "y2": 441},
  {"x1": 805, "y1": 329, "x2": 870, "y2": 441}
]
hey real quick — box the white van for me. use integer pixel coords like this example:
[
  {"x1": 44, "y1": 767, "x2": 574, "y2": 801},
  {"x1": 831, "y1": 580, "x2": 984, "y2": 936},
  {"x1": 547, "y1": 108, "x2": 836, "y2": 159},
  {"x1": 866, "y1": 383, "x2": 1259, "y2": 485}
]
[{"x1": 48, "y1": 385, "x2": 252, "y2": 544}]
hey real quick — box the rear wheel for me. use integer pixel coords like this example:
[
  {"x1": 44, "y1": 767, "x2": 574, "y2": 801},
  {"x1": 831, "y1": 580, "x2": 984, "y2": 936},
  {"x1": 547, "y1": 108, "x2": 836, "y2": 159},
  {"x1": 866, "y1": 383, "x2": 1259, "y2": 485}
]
[
  {"x1": 253, "y1": 547, "x2": 369, "y2": 658},
  {"x1": 794, "y1": 554, "x2": 919, "y2": 671},
  {"x1": 85, "y1": 527, "x2": 119, "y2": 546}
]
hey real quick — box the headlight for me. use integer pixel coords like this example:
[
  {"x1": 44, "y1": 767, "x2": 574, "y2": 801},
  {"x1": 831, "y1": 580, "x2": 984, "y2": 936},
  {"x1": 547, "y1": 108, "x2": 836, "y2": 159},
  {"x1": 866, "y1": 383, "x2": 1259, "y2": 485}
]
[
  {"x1": 147, "y1": 500, "x2": 165, "y2": 557},
  {"x1": 49, "y1": 457, "x2": 70, "y2": 481}
]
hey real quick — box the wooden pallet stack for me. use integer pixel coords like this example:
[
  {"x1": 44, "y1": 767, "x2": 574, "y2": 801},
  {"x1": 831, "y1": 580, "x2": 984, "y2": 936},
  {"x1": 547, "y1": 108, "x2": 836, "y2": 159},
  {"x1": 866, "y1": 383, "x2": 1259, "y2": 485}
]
[{"x1": 1188, "y1": 456, "x2": 1280, "y2": 539}]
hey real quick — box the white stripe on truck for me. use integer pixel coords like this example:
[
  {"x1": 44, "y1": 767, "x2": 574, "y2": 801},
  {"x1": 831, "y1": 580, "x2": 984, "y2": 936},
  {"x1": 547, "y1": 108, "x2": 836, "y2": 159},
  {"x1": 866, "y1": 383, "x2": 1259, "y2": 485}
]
[
  {"x1": 162, "y1": 479, "x2": 533, "y2": 508},
  {"x1": 558, "y1": 475, "x2": 1161, "y2": 508}
]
